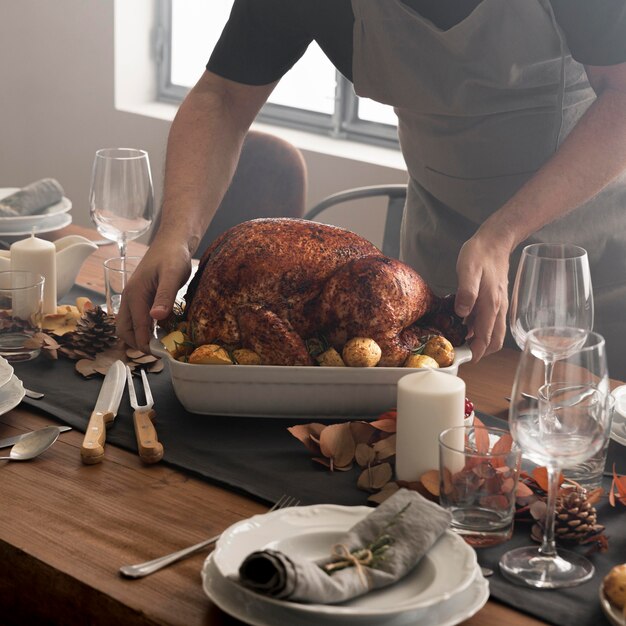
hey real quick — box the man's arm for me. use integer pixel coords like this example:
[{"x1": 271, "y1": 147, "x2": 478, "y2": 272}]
[
  {"x1": 117, "y1": 71, "x2": 277, "y2": 351},
  {"x1": 454, "y1": 61, "x2": 626, "y2": 361}
]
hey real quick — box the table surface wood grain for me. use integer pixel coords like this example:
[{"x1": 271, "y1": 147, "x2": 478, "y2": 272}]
[{"x1": 0, "y1": 224, "x2": 553, "y2": 626}]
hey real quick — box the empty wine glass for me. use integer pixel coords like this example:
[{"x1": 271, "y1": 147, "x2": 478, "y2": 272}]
[
  {"x1": 500, "y1": 327, "x2": 611, "y2": 588},
  {"x1": 509, "y1": 243, "x2": 593, "y2": 388},
  {"x1": 89, "y1": 148, "x2": 154, "y2": 258}
]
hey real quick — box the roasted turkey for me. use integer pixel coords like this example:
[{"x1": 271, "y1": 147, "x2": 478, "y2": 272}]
[{"x1": 184, "y1": 218, "x2": 464, "y2": 366}]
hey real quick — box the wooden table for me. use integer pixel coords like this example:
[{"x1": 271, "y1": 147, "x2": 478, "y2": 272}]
[{"x1": 0, "y1": 225, "x2": 549, "y2": 626}]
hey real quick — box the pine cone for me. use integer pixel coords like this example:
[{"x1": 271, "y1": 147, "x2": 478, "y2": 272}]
[
  {"x1": 555, "y1": 487, "x2": 605, "y2": 544},
  {"x1": 532, "y1": 486, "x2": 606, "y2": 548},
  {"x1": 61, "y1": 306, "x2": 117, "y2": 357}
]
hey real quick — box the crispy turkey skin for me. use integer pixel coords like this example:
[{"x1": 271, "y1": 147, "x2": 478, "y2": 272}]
[{"x1": 184, "y1": 218, "x2": 463, "y2": 366}]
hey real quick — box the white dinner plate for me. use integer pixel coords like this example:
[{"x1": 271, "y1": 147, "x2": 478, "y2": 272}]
[
  {"x1": 0, "y1": 188, "x2": 72, "y2": 230},
  {"x1": 610, "y1": 386, "x2": 626, "y2": 447},
  {"x1": 0, "y1": 213, "x2": 72, "y2": 237},
  {"x1": 0, "y1": 355, "x2": 14, "y2": 390},
  {"x1": 211, "y1": 504, "x2": 477, "y2": 621},
  {"x1": 0, "y1": 375, "x2": 25, "y2": 416},
  {"x1": 202, "y1": 555, "x2": 488, "y2": 626}
]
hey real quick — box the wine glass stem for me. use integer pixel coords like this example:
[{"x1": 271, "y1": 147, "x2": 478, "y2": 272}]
[
  {"x1": 118, "y1": 237, "x2": 127, "y2": 259},
  {"x1": 544, "y1": 358, "x2": 555, "y2": 388},
  {"x1": 538, "y1": 464, "x2": 559, "y2": 558}
]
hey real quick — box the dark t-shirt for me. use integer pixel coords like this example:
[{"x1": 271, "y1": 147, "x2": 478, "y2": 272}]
[{"x1": 207, "y1": 0, "x2": 626, "y2": 85}]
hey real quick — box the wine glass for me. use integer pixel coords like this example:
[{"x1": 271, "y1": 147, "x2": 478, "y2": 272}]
[
  {"x1": 500, "y1": 327, "x2": 611, "y2": 588},
  {"x1": 509, "y1": 243, "x2": 593, "y2": 386},
  {"x1": 89, "y1": 148, "x2": 154, "y2": 258}
]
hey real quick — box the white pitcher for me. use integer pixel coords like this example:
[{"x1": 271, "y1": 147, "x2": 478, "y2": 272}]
[{"x1": 0, "y1": 235, "x2": 98, "y2": 299}]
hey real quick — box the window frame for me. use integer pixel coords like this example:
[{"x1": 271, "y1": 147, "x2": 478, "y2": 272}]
[{"x1": 155, "y1": 0, "x2": 400, "y2": 149}]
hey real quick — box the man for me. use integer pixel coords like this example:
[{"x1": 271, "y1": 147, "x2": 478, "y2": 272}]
[{"x1": 119, "y1": 0, "x2": 626, "y2": 374}]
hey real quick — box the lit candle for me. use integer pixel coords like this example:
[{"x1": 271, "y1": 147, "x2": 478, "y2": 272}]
[
  {"x1": 10, "y1": 234, "x2": 57, "y2": 314},
  {"x1": 395, "y1": 370, "x2": 465, "y2": 481}
]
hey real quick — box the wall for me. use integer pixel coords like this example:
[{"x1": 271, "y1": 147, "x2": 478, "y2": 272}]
[{"x1": 0, "y1": 1, "x2": 406, "y2": 248}]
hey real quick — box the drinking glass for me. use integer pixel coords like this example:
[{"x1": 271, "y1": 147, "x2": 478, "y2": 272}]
[
  {"x1": 499, "y1": 328, "x2": 611, "y2": 588},
  {"x1": 89, "y1": 148, "x2": 154, "y2": 258},
  {"x1": 509, "y1": 243, "x2": 593, "y2": 386}
]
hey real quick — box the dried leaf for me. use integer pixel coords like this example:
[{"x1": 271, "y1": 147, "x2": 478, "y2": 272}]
[
  {"x1": 368, "y1": 418, "x2": 397, "y2": 433},
  {"x1": 287, "y1": 423, "x2": 325, "y2": 455},
  {"x1": 492, "y1": 433, "x2": 513, "y2": 455},
  {"x1": 312, "y1": 457, "x2": 330, "y2": 469},
  {"x1": 377, "y1": 409, "x2": 397, "y2": 421},
  {"x1": 355, "y1": 443, "x2": 376, "y2": 467},
  {"x1": 75, "y1": 359, "x2": 97, "y2": 378},
  {"x1": 371, "y1": 434, "x2": 396, "y2": 461},
  {"x1": 126, "y1": 348, "x2": 146, "y2": 360},
  {"x1": 319, "y1": 423, "x2": 356, "y2": 469},
  {"x1": 147, "y1": 359, "x2": 164, "y2": 374},
  {"x1": 349, "y1": 421, "x2": 377, "y2": 445},
  {"x1": 609, "y1": 464, "x2": 626, "y2": 507},
  {"x1": 474, "y1": 426, "x2": 490, "y2": 454},
  {"x1": 515, "y1": 482, "x2": 534, "y2": 499},
  {"x1": 530, "y1": 500, "x2": 547, "y2": 520},
  {"x1": 419, "y1": 469, "x2": 440, "y2": 496},
  {"x1": 367, "y1": 482, "x2": 400, "y2": 505},
  {"x1": 532, "y1": 466, "x2": 564, "y2": 492},
  {"x1": 357, "y1": 462, "x2": 392, "y2": 491},
  {"x1": 131, "y1": 354, "x2": 158, "y2": 365}
]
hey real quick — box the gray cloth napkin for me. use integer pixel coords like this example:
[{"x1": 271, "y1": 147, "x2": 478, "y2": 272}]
[
  {"x1": 238, "y1": 489, "x2": 452, "y2": 604},
  {"x1": 0, "y1": 178, "x2": 64, "y2": 217}
]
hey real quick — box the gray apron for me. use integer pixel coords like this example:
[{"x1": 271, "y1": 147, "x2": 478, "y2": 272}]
[{"x1": 351, "y1": 0, "x2": 626, "y2": 375}]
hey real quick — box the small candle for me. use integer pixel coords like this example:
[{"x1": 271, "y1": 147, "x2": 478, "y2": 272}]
[
  {"x1": 10, "y1": 234, "x2": 57, "y2": 315},
  {"x1": 395, "y1": 370, "x2": 465, "y2": 481}
]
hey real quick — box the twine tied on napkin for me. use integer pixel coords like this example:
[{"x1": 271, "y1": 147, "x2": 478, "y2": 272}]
[
  {"x1": 0, "y1": 178, "x2": 64, "y2": 217},
  {"x1": 238, "y1": 489, "x2": 452, "y2": 604}
]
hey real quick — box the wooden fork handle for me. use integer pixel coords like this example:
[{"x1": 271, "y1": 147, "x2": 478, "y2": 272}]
[
  {"x1": 81, "y1": 410, "x2": 113, "y2": 464},
  {"x1": 133, "y1": 408, "x2": 164, "y2": 464}
]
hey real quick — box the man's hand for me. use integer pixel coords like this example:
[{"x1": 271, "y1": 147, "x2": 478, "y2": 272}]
[
  {"x1": 116, "y1": 240, "x2": 192, "y2": 352},
  {"x1": 454, "y1": 233, "x2": 512, "y2": 362}
]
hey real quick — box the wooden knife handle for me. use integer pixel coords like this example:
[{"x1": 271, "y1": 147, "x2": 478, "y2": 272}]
[
  {"x1": 133, "y1": 409, "x2": 164, "y2": 464},
  {"x1": 80, "y1": 411, "x2": 112, "y2": 464}
]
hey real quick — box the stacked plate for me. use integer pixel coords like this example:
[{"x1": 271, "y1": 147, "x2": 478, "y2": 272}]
[
  {"x1": 202, "y1": 504, "x2": 489, "y2": 626},
  {"x1": 0, "y1": 355, "x2": 25, "y2": 415},
  {"x1": 611, "y1": 386, "x2": 626, "y2": 447},
  {"x1": 0, "y1": 188, "x2": 72, "y2": 237}
]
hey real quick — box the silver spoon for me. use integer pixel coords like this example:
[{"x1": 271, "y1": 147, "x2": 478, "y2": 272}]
[{"x1": 0, "y1": 426, "x2": 60, "y2": 461}]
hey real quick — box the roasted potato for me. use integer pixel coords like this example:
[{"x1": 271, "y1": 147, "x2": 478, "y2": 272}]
[
  {"x1": 161, "y1": 330, "x2": 192, "y2": 359},
  {"x1": 404, "y1": 353, "x2": 439, "y2": 369},
  {"x1": 422, "y1": 335, "x2": 455, "y2": 367},
  {"x1": 316, "y1": 347, "x2": 346, "y2": 367},
  {"x1": 188, "y1": 344, "x2": 233, "y2": 365},
  {"x1": 604, "y1": 564, "x2": 626, "y2": 611},
  {"x1": 233, "y1": 348, "x2": 262, "y2": 365},
  {"x1": 342, "y1": 337, "x2": 382, "y2": 367}
]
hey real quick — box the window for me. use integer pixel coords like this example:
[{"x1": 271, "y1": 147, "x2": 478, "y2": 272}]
[{"x1": 156, "y1": 0, "x2": 399, "y2": 148}]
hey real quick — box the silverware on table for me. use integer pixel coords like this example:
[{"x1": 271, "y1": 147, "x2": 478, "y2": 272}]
[
  {"x1": 0, "y1": 425, "x2": 71, "y2": 449},
  {"x1": 126, "y1": 366, "x2": 163, "y2": 464},
  {"x1": 0, "y1": 426, "x2": 60, "y2": 461},
  {"x1": 119, "y1": 494, "x2": 300, "y2": 579},
  {"x1": 80, "y1": 360, "x2": 126, "y2": 465}
]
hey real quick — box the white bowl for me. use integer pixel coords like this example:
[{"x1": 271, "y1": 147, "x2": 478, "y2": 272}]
[{"x1": 151, "y1": 339, "x2": 472, "y2": 418}]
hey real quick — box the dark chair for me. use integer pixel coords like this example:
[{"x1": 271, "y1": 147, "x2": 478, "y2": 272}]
[
  {"x1": 151, "y1": 130, "x2": 308, "y2": 258},
  {"x1": 304, "y1": 184, "x2": 407, "y2": 258}
]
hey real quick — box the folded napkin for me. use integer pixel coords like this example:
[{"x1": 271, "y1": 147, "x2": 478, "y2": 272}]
[
  {"x1": 238, "y1": 489, "x2": 452, "y2": 604},
  {"x1": 0, "y1": 178, "x2": 65, "y2": 217}
]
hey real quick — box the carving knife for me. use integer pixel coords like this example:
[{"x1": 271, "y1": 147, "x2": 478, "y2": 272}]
[
  {"x1": 80, "y1": 360, "x2": 126, "y2": 465},
  {"x1": 0, "y1": 426, "x2": 71, "y2": 449}
]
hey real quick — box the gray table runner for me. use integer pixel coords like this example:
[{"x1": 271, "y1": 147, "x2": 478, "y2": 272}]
[{"x1": 11, "y1": 287, "x2": 624, "y2": 626}]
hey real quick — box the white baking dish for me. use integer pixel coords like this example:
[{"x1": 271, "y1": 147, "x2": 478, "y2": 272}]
[{"x1": 151, "y1": 339, "x2": 472, "y2": 418}]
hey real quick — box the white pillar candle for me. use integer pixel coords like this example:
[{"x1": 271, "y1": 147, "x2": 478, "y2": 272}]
[
  {"x1": 10, "y1": 234, "x2": 57, "y2": 315},
  {"x1": 395, "y1": 370, "x2": 466, "y2": 481}
]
